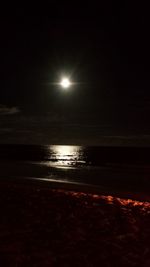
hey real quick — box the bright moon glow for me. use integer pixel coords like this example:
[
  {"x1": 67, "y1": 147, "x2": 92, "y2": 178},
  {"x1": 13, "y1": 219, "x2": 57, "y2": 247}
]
[{"x1": 60, "y1": 78, "x2": 71, "y2": 88}]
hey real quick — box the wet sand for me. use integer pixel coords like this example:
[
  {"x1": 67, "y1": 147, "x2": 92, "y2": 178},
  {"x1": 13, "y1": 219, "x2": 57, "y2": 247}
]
[{"x1": 0, "y1": 180, "x2": 150, "y2": 266}]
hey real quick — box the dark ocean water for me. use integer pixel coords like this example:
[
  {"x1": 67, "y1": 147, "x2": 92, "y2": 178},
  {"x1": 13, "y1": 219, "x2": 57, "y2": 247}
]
[{"x1": 0, "y1": 144, "x2": 150, "y2": 196}]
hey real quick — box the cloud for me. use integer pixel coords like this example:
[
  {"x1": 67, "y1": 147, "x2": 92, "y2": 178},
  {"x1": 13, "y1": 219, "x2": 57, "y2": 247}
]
[{"x1": 0, "y1": 105, "x2": 20, "y2": 115}]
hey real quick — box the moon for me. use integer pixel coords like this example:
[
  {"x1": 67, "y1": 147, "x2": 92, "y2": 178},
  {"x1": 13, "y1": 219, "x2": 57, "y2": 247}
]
[{"x1": 60, "y1": 77, "x2": 71, "y2": 89}]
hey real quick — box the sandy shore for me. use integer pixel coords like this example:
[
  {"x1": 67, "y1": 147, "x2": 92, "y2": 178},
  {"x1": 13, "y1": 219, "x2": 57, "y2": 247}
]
[{"x1": 0, "y1": 180, "x2": 150, "y2": 266}]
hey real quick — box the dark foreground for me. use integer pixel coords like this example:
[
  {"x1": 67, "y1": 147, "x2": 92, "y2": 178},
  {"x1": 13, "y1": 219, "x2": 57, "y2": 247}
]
[{"x1": 0, "y1": 182, "x2": 150, "y2": 266}]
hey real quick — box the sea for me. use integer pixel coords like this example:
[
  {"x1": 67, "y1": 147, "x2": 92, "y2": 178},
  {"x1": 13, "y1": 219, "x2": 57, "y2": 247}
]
[{"x1": 0, "y1": 144, "x2": 150, "y2": 200}]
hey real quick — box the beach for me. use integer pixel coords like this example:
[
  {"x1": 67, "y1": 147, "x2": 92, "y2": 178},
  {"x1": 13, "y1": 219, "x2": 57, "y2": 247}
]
[{"x1": 0, "y1": 180, "x2": 150, "y2": 266}]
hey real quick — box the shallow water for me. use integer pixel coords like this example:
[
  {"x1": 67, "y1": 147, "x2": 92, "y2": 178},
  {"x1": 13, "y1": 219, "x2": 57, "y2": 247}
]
[{"x1": 0, "y1": 144, "x2": 150, "y2": 195}]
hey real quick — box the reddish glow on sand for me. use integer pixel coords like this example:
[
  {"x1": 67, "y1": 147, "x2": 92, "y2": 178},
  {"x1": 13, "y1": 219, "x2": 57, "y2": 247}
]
[{"x1": 52, "y1": 189, "x2": 150, "y2": 210}]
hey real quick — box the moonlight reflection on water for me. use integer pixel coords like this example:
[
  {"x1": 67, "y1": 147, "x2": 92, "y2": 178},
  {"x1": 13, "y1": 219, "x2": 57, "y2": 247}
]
[{"x1": 47, "y1": 145, "x2": 85, "y2": 168}]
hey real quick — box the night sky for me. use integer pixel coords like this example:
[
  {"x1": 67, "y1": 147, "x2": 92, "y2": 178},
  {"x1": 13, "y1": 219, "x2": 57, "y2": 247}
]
[{"x1": 0, "y1": 3, "x2": 150, "y2": 145}]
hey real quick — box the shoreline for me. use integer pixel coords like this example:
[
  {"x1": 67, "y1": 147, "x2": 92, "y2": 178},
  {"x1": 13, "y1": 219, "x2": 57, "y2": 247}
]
[{"x1": 1, "y1": 177, "x2": 150, "y2": 202}]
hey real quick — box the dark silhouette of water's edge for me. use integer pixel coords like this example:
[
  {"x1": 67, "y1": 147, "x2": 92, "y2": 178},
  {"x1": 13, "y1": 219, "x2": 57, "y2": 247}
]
[{"x1": 1, "y1": 176, "x2": 149, "y2": 203}]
